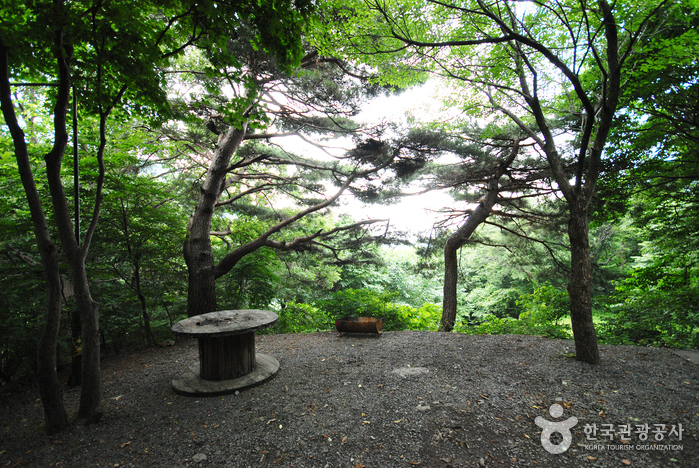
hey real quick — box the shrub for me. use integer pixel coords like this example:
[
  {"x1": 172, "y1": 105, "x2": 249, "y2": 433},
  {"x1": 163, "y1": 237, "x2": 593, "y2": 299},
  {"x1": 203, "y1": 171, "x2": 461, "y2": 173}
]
[
  {"x1": 272, "y1": 302, "x2": 333, "y2": 334},
  {"x1": 408, "y1": 303, "x2": 442, "y2": 331},
  {"x1": 315, "y1": 288, "x2": 412, "y2": 331},
  {"x1": 598, "y1": 285, "x2": 699, "y2": 349},
  {"x1": 454, "y1": 285, "x2": 571, "y2": 339}
]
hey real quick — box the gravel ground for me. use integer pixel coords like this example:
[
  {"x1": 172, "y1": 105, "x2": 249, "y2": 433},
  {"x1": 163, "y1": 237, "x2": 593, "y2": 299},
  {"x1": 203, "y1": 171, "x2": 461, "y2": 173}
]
[{"x1": 1, "y1": 331, "x2": 698, "y2": 467}]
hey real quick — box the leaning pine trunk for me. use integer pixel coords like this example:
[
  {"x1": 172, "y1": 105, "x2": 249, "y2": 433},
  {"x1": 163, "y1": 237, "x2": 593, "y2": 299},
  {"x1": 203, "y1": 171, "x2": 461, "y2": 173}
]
[
  {"x1": 440, "y1": 141, "x2": 519, "y2": 332},
  {"x1": 566, "y1": 201, "x2": 600, "y2": 364},
  {"x1": 185, "y1": 125, "x2": 248, "y2": 317},
  {"x1": 439, "y1": 200, "x2": 495, "y2": 332}
]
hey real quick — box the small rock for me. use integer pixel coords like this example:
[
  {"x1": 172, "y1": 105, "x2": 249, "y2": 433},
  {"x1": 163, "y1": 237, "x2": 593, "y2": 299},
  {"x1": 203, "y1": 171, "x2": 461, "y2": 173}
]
[
  {"x1": 416, "y1": 405, "x2": 431, "y2": 411},
  {"x1": 193, "y1": 453, "x2": 207, "y2": 462},
  {"x1": 478, "y1": 457, "x2": 486, "y2": 466},
  {"x1": 392, "y1": 367, "x2": 430, "y2": 377}
]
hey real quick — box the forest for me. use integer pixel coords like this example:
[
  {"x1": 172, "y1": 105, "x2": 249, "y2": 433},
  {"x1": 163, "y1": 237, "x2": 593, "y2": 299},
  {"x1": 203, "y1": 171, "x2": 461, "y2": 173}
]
[{"x1": 1, "y1": 0, "x2": 697, "y2": 435}]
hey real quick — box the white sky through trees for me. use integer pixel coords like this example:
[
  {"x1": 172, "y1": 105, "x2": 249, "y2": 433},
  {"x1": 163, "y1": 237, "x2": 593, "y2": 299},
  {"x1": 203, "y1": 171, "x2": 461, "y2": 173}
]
[{"x1": 280, "y1": 80, "x2": 465, "y2": 235}]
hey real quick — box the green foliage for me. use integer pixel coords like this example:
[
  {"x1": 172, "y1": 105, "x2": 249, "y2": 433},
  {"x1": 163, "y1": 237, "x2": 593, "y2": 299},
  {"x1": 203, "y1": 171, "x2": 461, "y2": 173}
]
[
  {"x1": 599, "y1": 274, "x2": 699, "y2": 349},
  {"x1": 517, "y1": 285, "x2": 570, "y2": 326},
  {"x1": 271, "y1": 302, "x2": 334, "y2": 334},
  {"x1": 410, "y1": 302, "x2": 442, "y2": 331},
  {"x1": 315, "y1": 288, "x2": 410, "y2": 331},
  {"x1": 454, "y1": 285, "x2": 571, "y2": 339},
  {"x1": 268, "y1": 288, "x2": 441, "y2": 334},
  {"x1": 217, "y1": 250, "x2": 280, "y2": 310}
]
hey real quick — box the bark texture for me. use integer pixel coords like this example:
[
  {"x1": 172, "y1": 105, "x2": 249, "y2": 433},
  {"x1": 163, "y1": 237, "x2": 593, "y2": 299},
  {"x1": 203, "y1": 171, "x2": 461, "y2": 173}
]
[
  {"x1": 567, "y1": 201, "x2": 600, "y2": 364},
  {"x1": 185, "y1": 125, "x2": 248, "y2": 317}
]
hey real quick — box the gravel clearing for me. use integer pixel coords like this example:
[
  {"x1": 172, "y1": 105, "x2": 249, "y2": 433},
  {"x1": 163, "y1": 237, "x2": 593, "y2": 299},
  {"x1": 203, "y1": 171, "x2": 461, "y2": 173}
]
[{"x1": 1, "y1": 331, "x2": 698, "y2": 467}]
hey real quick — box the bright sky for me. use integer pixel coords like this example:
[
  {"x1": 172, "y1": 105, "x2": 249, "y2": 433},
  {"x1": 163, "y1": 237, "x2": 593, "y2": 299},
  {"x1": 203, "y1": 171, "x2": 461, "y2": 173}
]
[
  {"x1": 340, "y1": 82, "x2": 462, "y2": 235},
  {"x1": 273, "y1": 80, "x2": 466, "y2": 235}
]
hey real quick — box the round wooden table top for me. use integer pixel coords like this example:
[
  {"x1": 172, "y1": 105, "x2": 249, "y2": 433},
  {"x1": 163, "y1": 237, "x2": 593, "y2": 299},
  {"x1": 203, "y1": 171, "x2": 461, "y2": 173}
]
[{"x1": 171, "y1": 310, "x2": 278, "y2": 338}]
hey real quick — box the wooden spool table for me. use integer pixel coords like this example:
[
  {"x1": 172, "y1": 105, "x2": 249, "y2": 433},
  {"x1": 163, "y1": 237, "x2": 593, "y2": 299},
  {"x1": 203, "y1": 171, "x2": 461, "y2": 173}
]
[{"x1": 170, "y1": 310, "x2": 279, "y2": 396}]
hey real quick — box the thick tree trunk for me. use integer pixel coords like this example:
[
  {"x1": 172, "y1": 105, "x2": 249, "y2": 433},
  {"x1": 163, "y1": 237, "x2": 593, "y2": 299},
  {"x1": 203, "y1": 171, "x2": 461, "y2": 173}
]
[
  {"x1": 184, "y1": 235, "x2": 217, "y2": 317},
  {"x1": 0, "y1": 39, "x2": 69, "y2": 435},
  {"x1": 185, "y1": 125, "x2": 248, "y2": 317},
  {"x1": 567, "y1": 201, "x2": 600, "y2": 364}
]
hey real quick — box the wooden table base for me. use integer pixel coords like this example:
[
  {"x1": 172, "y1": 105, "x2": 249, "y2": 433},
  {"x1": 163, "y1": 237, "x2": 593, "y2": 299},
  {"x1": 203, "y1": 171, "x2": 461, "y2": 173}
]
[
  {"x1": 198, "y1": 332, "x2": 256, "y2": 381},
  {"x1": 172, "y1": 354, "x2": 279, "y2": 397}
]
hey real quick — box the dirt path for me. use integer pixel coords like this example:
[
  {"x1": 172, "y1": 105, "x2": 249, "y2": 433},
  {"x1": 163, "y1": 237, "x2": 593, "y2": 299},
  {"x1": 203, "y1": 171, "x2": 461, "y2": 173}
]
[{"x1": 1, "y1": 331, "x2": 697, "y2": 467}]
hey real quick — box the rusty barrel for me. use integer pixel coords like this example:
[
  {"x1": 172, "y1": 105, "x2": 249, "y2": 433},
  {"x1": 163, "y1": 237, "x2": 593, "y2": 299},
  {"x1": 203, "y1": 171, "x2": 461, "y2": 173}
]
[{"x1": 335, "y1": 317, "x2": 384, "y2": 334}]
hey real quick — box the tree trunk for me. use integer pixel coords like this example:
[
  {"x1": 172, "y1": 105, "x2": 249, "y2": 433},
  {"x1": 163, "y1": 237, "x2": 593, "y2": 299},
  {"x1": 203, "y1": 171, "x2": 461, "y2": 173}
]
[
  {"x1": 132, "y1": 255, "x2": 155, "y2": 346},
  {"x1": 139, "y1": 292, "x2": 156, "y2": 347},
  {"x1": 566, "y1": 200, "x2": 600, "y2": 364},
  {"x1": 36, "y1": 247, "x2": 70, "y2": 435},
  {"x1": 440, "y1": 141, "x2": 519, "y2": 332},
  {"x1": 0, "y1": 39, "x2": 69, "y2": 435},
  {"x1": 440, "y1": 199, "x2": 496, "y2": 331},
  {"x1": 441, "y1": 236, "x2": 461, "y2": 332},
  {"x1": 185, "y1": 125, "x2": 248, "y2": 317},
  {"x1": 38, "y1": 25, "x2": 103, "y2": 423},
  {"x1": 68, "y1": 308, "x2": 82, "y2": 386},
  {"x1": 70, "y1": 265, "x2": 102, "y2": 421}
]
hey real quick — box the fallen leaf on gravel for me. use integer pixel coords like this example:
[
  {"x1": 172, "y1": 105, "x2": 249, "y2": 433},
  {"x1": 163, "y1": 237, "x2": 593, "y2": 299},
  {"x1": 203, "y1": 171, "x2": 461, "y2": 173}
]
[
  {"x1": 120, "y1": 441, "x2": 131, "y2": 448},
  {"x1": 266, "y1": 419, "x2": 276, "y2": 425},
  {"x1": 342, "y1": 436, "x2": 347, "y2": 443},
  {"x1": 588, "y1": 456, "x2": 597, "y2": 460},
  {"x1": 479, "y1": 394, "x2": 490, "y2": 400},
  {"x1": 622, "y1": 460, "x2": 631, "y2": 465},
  {"x1": 394, "y1": 419, "x2": 402, "y2": 423}
]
